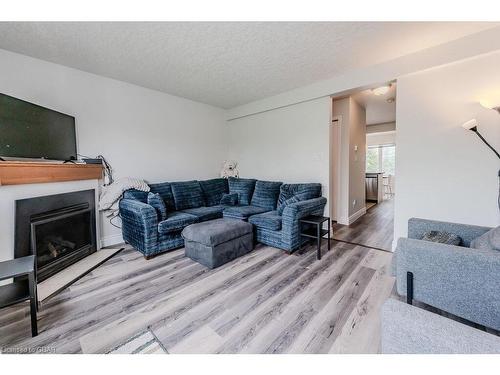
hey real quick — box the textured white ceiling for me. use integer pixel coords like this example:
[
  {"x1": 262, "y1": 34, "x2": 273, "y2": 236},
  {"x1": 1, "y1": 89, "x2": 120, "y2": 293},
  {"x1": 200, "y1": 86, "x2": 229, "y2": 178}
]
[
  {"x1": 0, "y1": 22, "x2": 496, "y2": 108},
  {"x1": 353, "y1": 83, "x2": 397, "y2": 125}
]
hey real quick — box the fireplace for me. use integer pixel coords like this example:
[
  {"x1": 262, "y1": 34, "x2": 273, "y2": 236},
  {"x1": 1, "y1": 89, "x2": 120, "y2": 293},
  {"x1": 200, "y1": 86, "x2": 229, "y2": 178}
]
[{"x1": 15, "y1": 190, "x2": 97, "y2": 282}]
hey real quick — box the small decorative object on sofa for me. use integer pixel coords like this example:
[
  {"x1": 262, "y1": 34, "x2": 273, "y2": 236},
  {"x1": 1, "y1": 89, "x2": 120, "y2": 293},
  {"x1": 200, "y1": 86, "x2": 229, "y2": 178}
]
[
  {"x1": 220, "y1": 160, "x2": 239, "y2": 178},
  {"x1": 119, "y1": 177, "x2": 326, "y2": 258},
  {"x1": 220, "y1": 192, "x2": 238, "y2": 206},
  {"x1": 420, "y1": 230, "x2": 461, "y2": 246}
]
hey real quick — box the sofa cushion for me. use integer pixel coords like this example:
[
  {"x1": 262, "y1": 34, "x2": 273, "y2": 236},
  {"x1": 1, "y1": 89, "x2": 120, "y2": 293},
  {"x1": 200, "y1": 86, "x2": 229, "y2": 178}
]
[
  {"x1": 277, "y1": 183, "x2": 322, "y2": 210},
  {"x1": 158, "y1": 211, "x2": 198, "y2": 234},
  {"x1": 220, "y1": 192, "x2": 239, "y2": 206},
  {"x1": 123, "y1": 189, "x2": 149, "y2": 203},
  {"x1": 277, "y1": 192, "x2": 314, "y2": 215},
  {"x1": 147, "y1": 192, "x2": 167, "y2": 221},
  {"x1": 470, "y1": 226, "x2": 500, "y2": 251},
  {"x1": 149, "y1": 182, "x2": 176, "y2": 211},
  {"x1": 223, "y1": 205, "x2": 269, "y2": 220},
  {"x1": 250, "y1": 180, "x2": 283, "y2": 210},
  {"x1": 199, "y1": 178, "x2": 228, "y2": 207},
  {"x1": 171, "y1": 180, "x2": 205, "y2": 210},
  {"x1": 182, "y1": 218, "x2": 253, "y2": 247},
  {"x1": 248, "y1": 211, "x2": 282, "y2": 231},
  {"x1": 181, "y1": 206, "x2": 225, "y2": 222},
  {"x1": 228, "y1": 177, "x2": 256, "y2": 206}
]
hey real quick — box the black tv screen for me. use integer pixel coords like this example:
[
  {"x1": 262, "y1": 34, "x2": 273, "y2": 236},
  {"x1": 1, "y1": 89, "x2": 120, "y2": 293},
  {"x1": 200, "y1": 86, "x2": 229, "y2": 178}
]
[{"x1": 0, "y1": 93, "x2": 77, "y2": 161}]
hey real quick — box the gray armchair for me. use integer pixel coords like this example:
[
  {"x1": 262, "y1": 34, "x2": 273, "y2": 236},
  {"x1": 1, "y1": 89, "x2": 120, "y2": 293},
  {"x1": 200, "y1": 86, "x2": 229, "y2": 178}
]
[{"x1": 393, "y1": 218, "x2": 500, "y2": 331}]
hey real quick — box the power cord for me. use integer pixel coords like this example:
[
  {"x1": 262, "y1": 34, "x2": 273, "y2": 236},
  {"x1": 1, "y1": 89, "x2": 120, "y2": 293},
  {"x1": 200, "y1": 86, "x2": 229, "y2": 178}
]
[{"x1": 77, "y1": 153, "x2": 114, "y2": 186}]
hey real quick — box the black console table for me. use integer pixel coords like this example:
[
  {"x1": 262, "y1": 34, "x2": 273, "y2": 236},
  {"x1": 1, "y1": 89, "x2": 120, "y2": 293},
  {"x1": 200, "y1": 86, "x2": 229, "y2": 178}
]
[
  {"x1": 0, "y1": 255, "x2": 38, "y2": 336},
  {"x1": 299, "y1": 215, "x2": 331, "y2": 260}
]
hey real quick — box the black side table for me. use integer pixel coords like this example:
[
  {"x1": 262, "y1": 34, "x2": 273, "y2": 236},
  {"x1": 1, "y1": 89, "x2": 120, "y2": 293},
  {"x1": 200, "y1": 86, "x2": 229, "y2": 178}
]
[
  {"x1": 0, "y1": 255, "x2": 38, "y2": 337},
  {"x1": 299, "y1": 215, "x2": 331, "y2": 260}
]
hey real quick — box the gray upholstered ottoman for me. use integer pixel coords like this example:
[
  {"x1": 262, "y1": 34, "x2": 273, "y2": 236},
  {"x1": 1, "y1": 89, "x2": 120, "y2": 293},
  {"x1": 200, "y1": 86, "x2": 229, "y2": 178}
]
[{"x1": 182, "y1": 218, "x2": 254, "y2": 269}]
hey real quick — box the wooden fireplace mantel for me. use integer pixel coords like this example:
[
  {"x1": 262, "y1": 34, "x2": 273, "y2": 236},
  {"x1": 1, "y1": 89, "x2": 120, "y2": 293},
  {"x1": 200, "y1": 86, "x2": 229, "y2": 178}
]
[{"x1": 0, "y1": 161, "x2": 103, "y2": 186}]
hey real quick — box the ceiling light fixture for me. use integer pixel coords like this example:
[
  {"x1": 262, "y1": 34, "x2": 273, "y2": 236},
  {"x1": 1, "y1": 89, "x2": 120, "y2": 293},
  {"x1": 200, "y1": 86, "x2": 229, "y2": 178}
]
[{"x1": 372, "y1": 85, "x2": 391, "y2": 96}]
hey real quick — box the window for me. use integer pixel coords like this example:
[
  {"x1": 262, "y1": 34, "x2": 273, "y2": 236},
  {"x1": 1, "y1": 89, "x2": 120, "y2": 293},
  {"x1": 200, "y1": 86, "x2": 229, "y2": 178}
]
[
  {"x1": 366, "y1": 147, "x2": 380, "y2": 173},
  {"x1": 366, "y1": 144, "x2": 395, "y2": 175}
]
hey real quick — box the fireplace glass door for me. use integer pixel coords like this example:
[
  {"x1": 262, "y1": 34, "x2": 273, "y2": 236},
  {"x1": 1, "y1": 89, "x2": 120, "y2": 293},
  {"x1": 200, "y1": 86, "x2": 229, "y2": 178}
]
[{"x1": 31, "y1": 208, "x2": 93, "y2": 279}]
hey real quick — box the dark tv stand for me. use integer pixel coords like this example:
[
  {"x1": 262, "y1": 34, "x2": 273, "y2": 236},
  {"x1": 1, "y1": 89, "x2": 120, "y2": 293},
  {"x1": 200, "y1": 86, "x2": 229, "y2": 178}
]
[
  {"x1": 63, "y1": 159, "x2": 77, "y2": 164},
  {"x1": 0, "y1": 156, "x2": 5, "y2": 161}
]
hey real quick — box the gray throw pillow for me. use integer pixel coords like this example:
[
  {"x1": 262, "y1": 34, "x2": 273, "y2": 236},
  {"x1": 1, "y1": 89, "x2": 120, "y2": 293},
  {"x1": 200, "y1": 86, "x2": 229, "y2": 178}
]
[
  {"x1": 277, "y1": 192, "x2": 312, "y2": 215},
  {"x1": 147, "y1": 192, "x2": 167, "y2": 221},
  {"x1": 421, "y1": 231, "x2": 462, "y2": 246},
  {"x1": 220, "y1": 192, "x2": 238, "y2": 206},
  {"x1": 470, "y1": 226, "x2": 500, "y2": 251}
]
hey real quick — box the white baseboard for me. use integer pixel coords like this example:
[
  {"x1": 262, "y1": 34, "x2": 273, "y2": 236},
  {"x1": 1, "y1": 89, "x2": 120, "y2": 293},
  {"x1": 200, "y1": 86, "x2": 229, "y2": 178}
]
[
  {"x1": 336, "y1": 215, "x2": 348, "y2": 225},
  {"x1": 100, "y1": 233, "x2": 124, "y2": 248},
  {"x1": 348, "y1": 207, "x2": 367, "y2": 225}
]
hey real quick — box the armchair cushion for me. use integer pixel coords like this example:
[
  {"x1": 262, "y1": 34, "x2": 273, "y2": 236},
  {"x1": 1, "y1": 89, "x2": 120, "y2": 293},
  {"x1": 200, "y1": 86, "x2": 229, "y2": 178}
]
[
  {"x1": 250, "y1": 180, "x2": 283, "y2": 210},
  {"x1": 199, "y1": 178, "x2": 228, "y2": 207},
  {"x1": 223, "y1": 205, "x2": 268, "y2": 220},
  {"x1": 158, "y1": 211, "x2": 198, "y2": 234},
  {"x1": 149, "y1": 182, "x2": 176, "y2": 211},
  {"x1": 228, "y1": 177, "x2": 256, "y2": 206},
  {"x1": 147, "y1": 192, "x2": 167, "y2": 221},
  {"x1": 470, "y1": 226, "x2": 500, "y2": 251},
  {"x1": 171, "y1": 180, "x2": 205, "y2": 210}
]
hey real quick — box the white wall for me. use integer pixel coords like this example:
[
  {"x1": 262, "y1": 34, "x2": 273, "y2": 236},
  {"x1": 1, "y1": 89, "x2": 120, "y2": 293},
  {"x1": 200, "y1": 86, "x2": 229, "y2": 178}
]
[
  {"x1": 395, "y1": 51, "x2": 500, "y2": 242},
  {"x1": 227, "y1": 97, "x2": 331, "y2": 212},
  {"x1": 349, "y1": 99, "x2": 367, "y2": 218},
  {"x1": 366, "y1": 131, "x2": 396, "y2": 146},
  {"x1": 332, "y1": 97, "x2": 367, "y2": 223},
  {"x1": 0, "y1": 49, "x2": 227, "y2": 253}
]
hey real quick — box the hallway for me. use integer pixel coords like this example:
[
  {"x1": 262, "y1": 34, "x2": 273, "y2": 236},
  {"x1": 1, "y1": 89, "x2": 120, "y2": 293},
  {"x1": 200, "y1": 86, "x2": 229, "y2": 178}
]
[{"x1": 332, "y1": 198, "x2": 394, "y2": 251}]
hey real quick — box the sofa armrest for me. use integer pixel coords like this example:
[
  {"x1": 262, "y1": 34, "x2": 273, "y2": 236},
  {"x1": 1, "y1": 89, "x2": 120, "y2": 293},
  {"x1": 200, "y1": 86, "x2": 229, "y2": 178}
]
[
  {"x1": 408, "y1": 217, "x2": 491, "y2": 246},
  {"x1": 119, "y1": 198, "x2": 159, "y2": 255},
  {"x1": 281, "y1": 197, "x2": 327, "y2": 251},
  {"x1": 395, "y1": 237, "x2": 500, "y2": 330}
]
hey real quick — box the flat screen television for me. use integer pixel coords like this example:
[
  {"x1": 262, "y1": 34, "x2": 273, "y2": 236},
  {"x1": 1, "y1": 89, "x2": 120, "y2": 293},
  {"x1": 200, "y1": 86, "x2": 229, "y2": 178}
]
[{"x1": 0, "y1": 93, "x2": 77, "y2": 161}]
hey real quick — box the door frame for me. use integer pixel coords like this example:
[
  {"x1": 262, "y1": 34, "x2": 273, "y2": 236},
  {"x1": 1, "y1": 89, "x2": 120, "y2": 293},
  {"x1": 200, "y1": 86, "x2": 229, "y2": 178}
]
[{"x1": 329, "y1": 115, "x2": 342, "y2": 222}]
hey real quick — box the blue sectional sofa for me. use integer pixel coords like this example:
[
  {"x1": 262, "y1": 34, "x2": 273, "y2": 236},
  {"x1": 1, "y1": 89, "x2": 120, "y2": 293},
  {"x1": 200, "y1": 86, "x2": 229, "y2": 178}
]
[{"x1": 119, "y1": 177, "x2": 327, "y2": 258}]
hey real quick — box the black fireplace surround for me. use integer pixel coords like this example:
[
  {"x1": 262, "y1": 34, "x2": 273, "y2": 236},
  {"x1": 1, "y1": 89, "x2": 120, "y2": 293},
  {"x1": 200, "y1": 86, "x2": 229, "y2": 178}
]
[{"x1": 15, "y1": 190, "x2": 97, "y2": 282}]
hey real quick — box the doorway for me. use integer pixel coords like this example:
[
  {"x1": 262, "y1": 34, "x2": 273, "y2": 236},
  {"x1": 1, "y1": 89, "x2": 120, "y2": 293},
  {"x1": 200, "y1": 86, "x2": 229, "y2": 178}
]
[{"x1": 329, "y1": 82, "x2": 397, "y2": 251}]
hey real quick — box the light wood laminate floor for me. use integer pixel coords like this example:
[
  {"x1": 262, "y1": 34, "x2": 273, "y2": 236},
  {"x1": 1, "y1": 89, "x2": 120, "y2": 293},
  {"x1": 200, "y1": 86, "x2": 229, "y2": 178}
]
[
  {"x1": 333, "y1": 198, "x2": 394, "y2": 251},
  {"x1": 0, "y1": 241, "x2": 394, "y2": 354}
]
